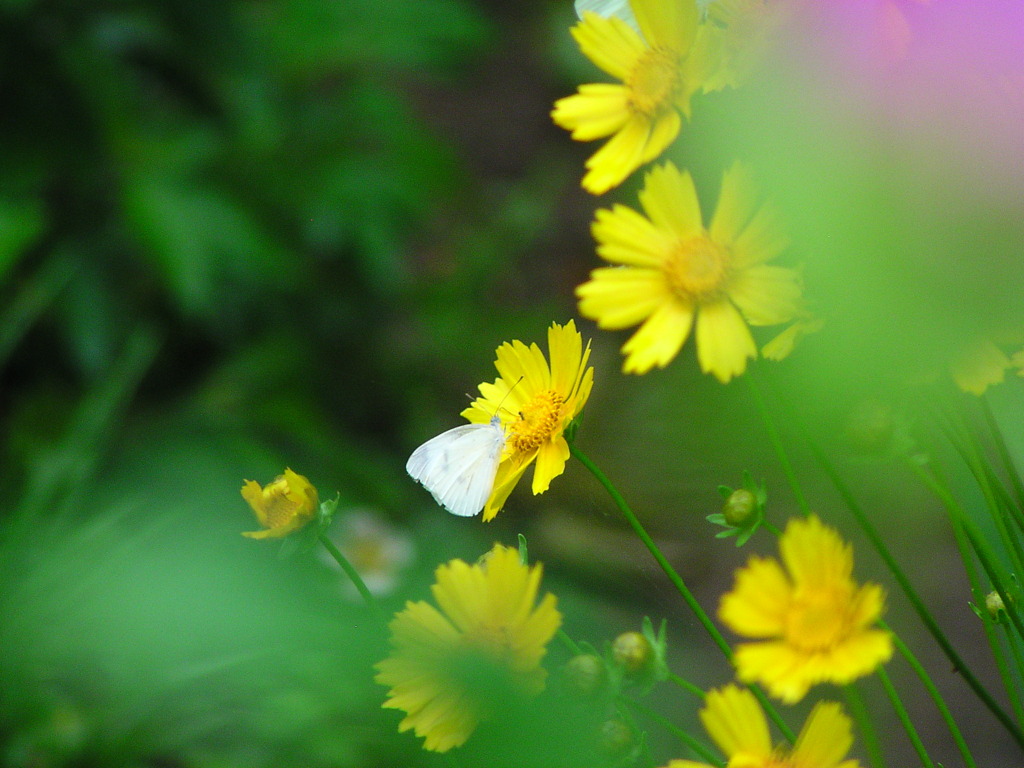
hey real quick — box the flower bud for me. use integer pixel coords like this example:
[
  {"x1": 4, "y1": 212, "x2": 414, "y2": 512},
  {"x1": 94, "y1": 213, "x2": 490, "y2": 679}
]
[
  {"x1": 599, "y1": 718, "x2": 633, "y2": 757},
  {"x1": 241, "y1": 468, "x2": 319, "y2": 539},
  {"x1": 612, "y1": 631, "x2": 652, "y2": 675},
  {"x1": 723, "y1": 489, "x2": 757, "y2": 526},
  {"x1": 986, "y1": 591, "x2": 1006, "y2": 618},
  {"x1": 563, "y1": 654, "x2": 606, "y2": 698}
]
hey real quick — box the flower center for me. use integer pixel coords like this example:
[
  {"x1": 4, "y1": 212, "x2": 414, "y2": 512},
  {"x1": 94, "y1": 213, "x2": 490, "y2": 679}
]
[
  {"x1": 627, "y1": 46, "x2": 683, "y2": 116},
  {"x1": 664, "y1": 235, "x2": 731, "y2": 302},
  {"x1": 510, "y1": 390, "x2": 565, "y2": 453},
  {"x1": 263, "y1": 488, "x2": 302, "y2": 528},
  {"x1": 784, "y1": 585, "x2": 855, "y2": 652}
]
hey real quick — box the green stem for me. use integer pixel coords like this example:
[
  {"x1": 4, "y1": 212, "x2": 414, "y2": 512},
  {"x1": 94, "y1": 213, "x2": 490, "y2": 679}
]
[
  {"x1": 622, "y1": 698, "x2": 724, "y2": 767},
  {"x1": 928, "y1": 458, "x2": 1024, "y2": 728},
  {"x1": 876, "y1": 666, "x2": 935, "y2": 768},
  {"x1": 842, "y1": 684, "x2": 886, "y2": 768},
  {"x1": 557, "y1": 628, "x2": 583, "y2": 656},
  {"x1": 669, "y1": 672, "x2": 707, "y2": 700},
  {"x1": 569, "y1": 442, "x2": 796, "y2": 744},
  {"x1": 906, "y1": 459, "x2": 1024, "y2": 746},
  {"x1": 744, "y1": 372, "x2": 811, "y2": 516},
  {"x1": 317, "y1": 532, "x2": 380, "y2": 616},
  {"x1": 936, "y1": 403, "x2": 1024, "y2": 578},
  {"x1": 885, "y1": 624, "x2": 977, "y2": 768},
  {"x1": 982, "y1": 395, "x2": 1024, "y2": 514}
]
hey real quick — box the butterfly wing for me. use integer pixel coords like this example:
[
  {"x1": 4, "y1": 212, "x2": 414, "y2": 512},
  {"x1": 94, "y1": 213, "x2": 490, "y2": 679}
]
[{"x1": 406, "y1": 418, "x2": 506, "y2": 517}]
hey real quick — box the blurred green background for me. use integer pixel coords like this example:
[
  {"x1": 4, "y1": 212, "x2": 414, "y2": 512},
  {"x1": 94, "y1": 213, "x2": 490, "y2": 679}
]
[{"x1": 1, "y1": 1, "x2": 1019, "y2": 767}]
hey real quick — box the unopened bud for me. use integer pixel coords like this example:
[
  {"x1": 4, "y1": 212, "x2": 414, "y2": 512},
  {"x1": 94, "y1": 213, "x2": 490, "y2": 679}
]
[
  {"x1": 723, "y1": 489, "x2": 757, "y2": 525},
  {"x1": 612, "y1": 631, "x2": 652, "y2": 675},
  {"x1": 986, "y1": 591, "x2": 1006, "y2": 617},
  {"x1": 599, "y1": 719, "x2": 633, "y2": 757},
  {"x1": 563, "y1": 654, "x2": 606, "y2": 698}
]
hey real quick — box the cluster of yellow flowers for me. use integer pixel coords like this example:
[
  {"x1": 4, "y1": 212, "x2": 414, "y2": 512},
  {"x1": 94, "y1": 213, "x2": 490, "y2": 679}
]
[
  {"x1": 556, "y1": 0, "x2": 809, "y2": 383},
  {"x1": 235, "y1": 0, "x2": 992, "y2": 764}
]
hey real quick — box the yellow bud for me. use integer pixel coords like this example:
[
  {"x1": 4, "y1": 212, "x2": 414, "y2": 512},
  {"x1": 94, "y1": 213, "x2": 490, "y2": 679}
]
[
  {"x1": 563, "y1": 654, "x2": 606, "y2": 698},
  {"x1": 240, "y1": 468, "x2": 318, "y2": 539},
  {"x1": 612, "y1": 631, "x2": 652, "y2": 675},
  {"x1": 986, "y1": 591, "x2": 1006, "y2": 617},
  {"x1": 723, "y1": 489, "x2": 757, "y2": 525}
]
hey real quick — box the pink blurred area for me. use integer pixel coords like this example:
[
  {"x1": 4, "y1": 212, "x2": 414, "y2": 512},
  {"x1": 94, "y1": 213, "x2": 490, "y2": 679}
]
[{"x1": 801, "y1": 0, "x2": 1024, "y2": 193}]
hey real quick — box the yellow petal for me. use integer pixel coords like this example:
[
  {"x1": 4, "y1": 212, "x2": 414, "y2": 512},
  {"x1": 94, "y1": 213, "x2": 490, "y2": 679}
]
[
  {"x1": 621, "y1": 298, "x2": 694, "y2": 373},
  {"x1": 732, "y1": 202, "x2": 790, "y2": 268},
  {"x1": 552, "y1": 84, "x2": 631, "y2": 140},
  {"x1": 582, "y1": 114, "x2": 653, "y2": 194},
  {"x1": 577, "y1": 267, "x2": 669, "y2": 329},
  {"x1": 593, "y1": 203, "x2": 677, "y2": 266},
  {"x1": 727, "y1": 264, "x2": 802, "y2": 326},
  {"x1": 630, "y1": 0, "x2": 698, "y2": 52},
  {"x1": 640, "y1": 108, "x2": 683, "y2": 162},
  {"x1": 791, "y1": 702, "x2": 855, "y2": 768},
  {"x1": 699, "y1": 685, "x2": 772, "y2": 760},
  {"x1": 709, "y1": 161, "x2": 757, "y2": 246},
  {"x1": 694, "y1": 299, "x2": 756, "y2": 382},
  {"x1": 638, "y1": 162, "x2": 703, "y2": 239},
  {"x1": 532, "y1": 437, "x2": 570, "y2": 494},
  {"x1": 572, "y1": 12, "x2": 646, "y2": 80},
  {"x1": 718, "y1": 555, "x2": 790, "y2": 637}
]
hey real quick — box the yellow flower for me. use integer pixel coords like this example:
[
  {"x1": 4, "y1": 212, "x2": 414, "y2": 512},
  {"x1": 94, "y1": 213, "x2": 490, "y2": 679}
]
[
  {"x1": 951, "y1": 339, "x2": 1011, "y2": 395},
  {"x1": 240, "y1": 468, "x2": 318, "y2": 539},
  {"x1": 552, "y1": 0, "x2": 715, "y2": 194},
  {"x1": 719, "y1": 515, "x2": 893, "y2": 703},
  {"x1": 576, "y1": 161, "x2": 801, "y2": 381},
  {"x1": 663, "y1": 684, "x2": 862, "y2": 768},
  {"x1": 375, "y1": 545, "x2": 562, "y2": 753},
  {"x1": 461, "y1": 320, "x2": 594, "y2": 521}
]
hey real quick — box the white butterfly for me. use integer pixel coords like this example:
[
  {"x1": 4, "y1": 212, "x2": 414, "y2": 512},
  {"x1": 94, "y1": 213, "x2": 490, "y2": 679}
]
[{"x1": 406, "y1": 415, "x2": 507, "y2": 517}]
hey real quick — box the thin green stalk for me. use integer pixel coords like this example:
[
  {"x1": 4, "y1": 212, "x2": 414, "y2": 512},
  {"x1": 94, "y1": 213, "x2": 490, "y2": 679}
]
[
  {"x1": 557, "y1": 629, "x2": 583, "y2": 655},
  {"x1": 885, "y1": 624, "x2": 977, "y2": 768},
  {"x1": 842, "y1": 684, "x2": 886, "y2": 768},
  {"x1": 810, "y1": 442, "x2": 1024, "y2": 750},
  {"x1": 935, "y1": 404, "x2": 1024, "y2": 578},
  {"x1": 669, "y1": 672, "x2": 707, "y2": 700},
  {"x1": 744, "y1": 372, "x2": 811, "y2": 516},
  {"x1": 876, "y1": 666, "x2": 935, "y2": 768},
  {"x1": 622, "y1": 697, "x2": 724, "y2": 767},
  {"x1": 317, "y1": 532, "x2": 379, "y2": 616},
  {"x1": 569, "y1": 442, "x2": 796, "y2": 744},
  {"x1": 908, "y1": 458, "x2": 1024, "y2": 742},
  {"x1": 1001, "y1": 622, "x2": 1024, "y2": 724},
  {"x1": 961, "y1": 523, "x2": 1024, "y2": 655},
  {"x1": 981, "y1": 396, "x2": 1024, "y2": 514},
  {"x1": 925, "y1": 460, "x2": 1024, "y2": 727},
  {"x1": 909, "y1": 461, "x2": 1024, "y2": 645}
]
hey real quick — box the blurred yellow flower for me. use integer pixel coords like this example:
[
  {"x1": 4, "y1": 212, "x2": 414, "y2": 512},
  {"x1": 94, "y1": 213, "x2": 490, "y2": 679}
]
[
  {"x1": 719, "y1": 515, "x2": 892, "y2": 703},
  {"x1": 552, "y1": 0, "x2": 715, "y2": 194},
  {"x1": 663, "y1": 684, "x2": 861, "y2": 768},
  {"x1": 576, "y1": 161, "x2": 801, "y2": 381},
  {"x1": 761, "y1": 316, "x2": 822, "y2": 361},
  {"x1": 951, "y1": 340, "x2": 1011, "y2": 395},
  {"x1": 240, "y1": 468, "x2": 318, "y2": 539},
  {"x1": 703, "y1": 0, "x2": 786, "y2": 91},
  {"x1": 375, "y1": 545, "x2": 562, "y2": 753},
  {"x1": 462, "y1": 320, "x2": 594, "y2": 521}
]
